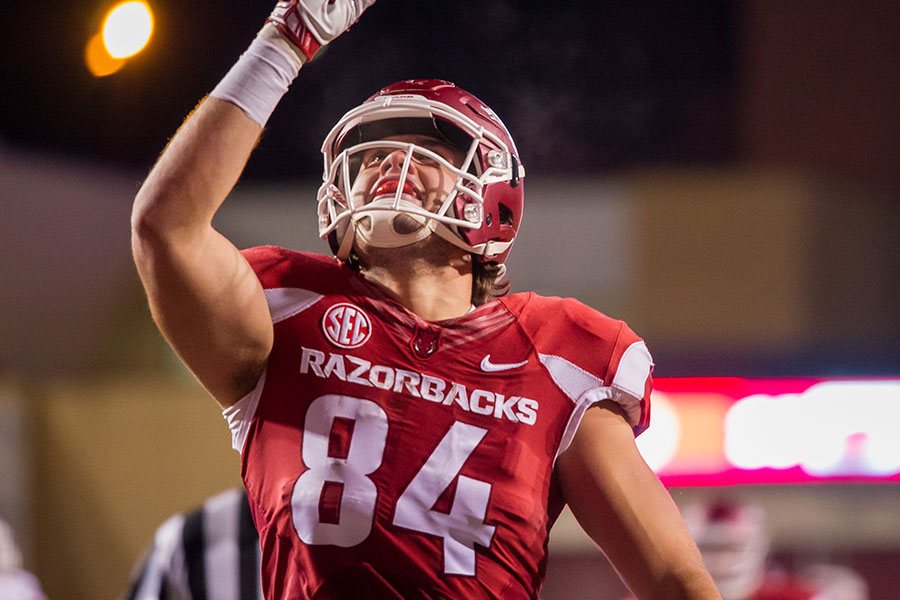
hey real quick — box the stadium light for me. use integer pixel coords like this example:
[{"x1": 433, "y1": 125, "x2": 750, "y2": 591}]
[
  {"x1": 85, "y1": 33, "x2": 126, "y2": 77},
  {"x1": 103, "y1": 1, "x2": 154, "y2": 58},
  {"x1": 85, "y1": 1, "x2": 154, "y2": 77}
]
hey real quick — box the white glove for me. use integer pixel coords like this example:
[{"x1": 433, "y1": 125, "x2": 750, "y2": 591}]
[
  {"x1": 299, "y1": 0, "x2": 376, "y2": 44},
  {"x1": 267, "y1": 0, "x2": 376, "y2": 62}
]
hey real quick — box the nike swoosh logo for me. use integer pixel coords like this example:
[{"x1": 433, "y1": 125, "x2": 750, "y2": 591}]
[{"x1": 480, "y1": 354, "x2": 528, "y2": 372}]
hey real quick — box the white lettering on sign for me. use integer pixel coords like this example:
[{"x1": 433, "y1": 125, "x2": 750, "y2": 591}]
[{"x1": 724, "y1": 381, "x2": 900, "y2": 477}]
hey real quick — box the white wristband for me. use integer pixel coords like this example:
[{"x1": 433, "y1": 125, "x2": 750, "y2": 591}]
[{"x1": 210, "y1": 35, "x2": 300, "y2": 126}]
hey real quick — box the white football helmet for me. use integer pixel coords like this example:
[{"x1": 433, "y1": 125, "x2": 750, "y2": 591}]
[
  {"x1": 317, "y1": 79, "x2": 525, "y2": 265},
  {"x1": 681, "y1": 501, "x2": 770, "y2": 600}
]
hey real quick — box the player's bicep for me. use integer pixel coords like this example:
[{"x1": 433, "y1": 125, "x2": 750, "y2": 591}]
[
  {"x1": 133, "y1": 226, "x2": 273, "y2": 407},
  {"x1": 556, "y1": 402, "x2": 707, "y2": 599}
]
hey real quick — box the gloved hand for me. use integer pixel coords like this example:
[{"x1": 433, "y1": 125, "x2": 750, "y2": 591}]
[{"x1": 266, "y1": 0, "x2": 377, "y2": 62}]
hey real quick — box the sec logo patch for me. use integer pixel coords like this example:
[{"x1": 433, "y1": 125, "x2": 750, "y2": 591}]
[{"x1": 322, "y1": 303, "x2": 372, "y2": 349}]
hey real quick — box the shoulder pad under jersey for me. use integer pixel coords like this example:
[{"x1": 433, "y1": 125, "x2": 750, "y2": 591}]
[{"x1": 501, "y1": 292, "x2": 653, "y2": 435}]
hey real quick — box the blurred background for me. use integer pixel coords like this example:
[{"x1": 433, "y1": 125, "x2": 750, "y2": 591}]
[{"x1": 1, "y1": 1, "x2": 898, "y2": 598}]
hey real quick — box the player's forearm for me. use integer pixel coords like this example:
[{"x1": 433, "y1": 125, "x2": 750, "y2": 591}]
[
  {"x1": 557, "y1": 405, "x2": 721, "y2": 600},
  {"x1": 624, "y1": 492, "x2": 721, "y2": 600},
  {"x1": 132, "y1": 17, "x2": 305, "y2": 247},
  {"x1": 637, "y1": 562, "x2": 721, "y2": 600},
  {"x1": 130, "y1": 96, "x2": 273, "y2": 407},
  {"x1": 131, "y1": 96, "x2": 262, "y2": 246}
]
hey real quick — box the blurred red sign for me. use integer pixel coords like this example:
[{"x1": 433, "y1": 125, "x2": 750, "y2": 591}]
[{"x1": 636, "y1": 377, "x2": 900, "y2": 485}]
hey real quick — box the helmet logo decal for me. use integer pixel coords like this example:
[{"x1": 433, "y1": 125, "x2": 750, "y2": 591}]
[{"x1": 322, "y1": 303, "x2": 373, "y2": 349}]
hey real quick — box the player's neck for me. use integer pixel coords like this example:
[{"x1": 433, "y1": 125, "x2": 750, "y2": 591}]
[{"x1": 358, "y1": 245, "x2": 473, "y2": 321}]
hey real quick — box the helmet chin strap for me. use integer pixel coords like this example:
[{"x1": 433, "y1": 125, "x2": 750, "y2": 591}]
[
  {"x1": 353, "y1": 207, "x2": 437, "y2": 248},
  {"x1": 333, "y1": 196, "x2": 513, "y2": 288},
  {"x1": 335, "y1": 198, "x2": 446, "y2": 260},
  {"x1": 335, "y1": 206, "x2": 476, "y2": 258},
  {"x1": 337, "y1": 207, "x2": 512, "y2": 259}
]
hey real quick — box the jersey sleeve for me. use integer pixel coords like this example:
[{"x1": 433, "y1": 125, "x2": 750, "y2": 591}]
[
  {"x1": 507, "y1": 293, "x2": 653, "y2": 439},
  {"x1": 606, "y1": 319, "x2": 653, "y2": 435},
  {"x1": 240, "y1": 245, "x2": 293, "y2": 288}
]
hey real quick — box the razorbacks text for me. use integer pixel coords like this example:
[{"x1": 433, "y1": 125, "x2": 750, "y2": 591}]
[{"x1": 300, "y1": 347, "x2": 538, "y2": 425}]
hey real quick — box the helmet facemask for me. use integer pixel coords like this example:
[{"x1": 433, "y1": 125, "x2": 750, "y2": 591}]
[{"x1": 319, "y1": 131, "x2": 485, "y2": 259}]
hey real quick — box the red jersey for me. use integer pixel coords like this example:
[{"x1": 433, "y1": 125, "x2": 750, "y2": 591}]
[
  {"x1": 748, "y1": 576, "x2": 824, "y2": 600},
  {"x1": 223, "y1": 247, "x2": 653, "y2": 600}
]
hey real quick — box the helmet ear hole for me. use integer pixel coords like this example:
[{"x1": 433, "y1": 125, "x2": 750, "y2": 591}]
[
  {"x1": 498, "y1": 203, "x2": 513, "y2": 226},
  {"x1": 327, "y1": 230, "x2": 341, "y2": 256}
]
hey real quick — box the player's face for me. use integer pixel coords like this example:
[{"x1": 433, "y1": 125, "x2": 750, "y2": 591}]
[{"x1": 348, "y1": 134, "x2": 466, "y2": 213}]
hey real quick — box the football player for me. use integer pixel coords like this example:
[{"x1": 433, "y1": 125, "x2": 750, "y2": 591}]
[
  {"x1": 130, "y1": 1, "x2": 720, "y2": 598},
  {"x1": 680, "y1": 501, "x2": 870, "y2": 600}
]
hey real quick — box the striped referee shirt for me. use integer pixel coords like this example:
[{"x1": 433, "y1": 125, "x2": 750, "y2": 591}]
[{"x1": 124, "y1": 488, "x2": 261, "y2": 600}]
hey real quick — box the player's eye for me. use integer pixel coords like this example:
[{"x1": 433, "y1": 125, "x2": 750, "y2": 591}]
[
  {"x1": 362, "y1": 150, "x2": 388, "y2": 167},
  {"x1": 413, "y1": 152, "x2": 440, "y2": 167}
]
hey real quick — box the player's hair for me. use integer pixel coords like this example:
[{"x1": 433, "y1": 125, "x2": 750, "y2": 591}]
[
  {"x1": 472, "y1": 201, "x2": 514, "y2": 305},
  {"x1": 472, "y1": 261, "x2": 503, "y2": 306}
]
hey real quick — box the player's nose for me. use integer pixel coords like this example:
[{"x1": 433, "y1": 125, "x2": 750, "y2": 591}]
[{"x1": 379, "y1": 148, "x2": 416, "y2": 175}]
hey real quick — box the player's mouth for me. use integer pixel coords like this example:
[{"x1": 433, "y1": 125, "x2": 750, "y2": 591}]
[{"x1": 372, "y1": 179, "x2": 421, "y2": 203}]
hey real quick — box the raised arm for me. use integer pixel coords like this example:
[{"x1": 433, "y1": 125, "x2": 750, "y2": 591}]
[
  {"x1": 556, "y1": 401, "x2": 721, "y2": 600},
  {"x1": 131, "y1": 1, "x2": 376, "y2": 407},
  {"x1": 131, "y1": 96, "x2": 271, "y2": 407}
]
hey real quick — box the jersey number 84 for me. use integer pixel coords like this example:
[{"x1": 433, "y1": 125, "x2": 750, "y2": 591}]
[{"x1": 292, "y1": 394, "x2": 496, "y2": 575}]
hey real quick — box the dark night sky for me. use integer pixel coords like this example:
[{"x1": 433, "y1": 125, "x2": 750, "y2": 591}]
[{"x1": 0, "y1": 1, "x2": 737, "y2": 180}]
